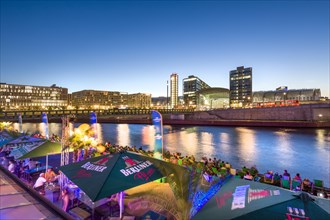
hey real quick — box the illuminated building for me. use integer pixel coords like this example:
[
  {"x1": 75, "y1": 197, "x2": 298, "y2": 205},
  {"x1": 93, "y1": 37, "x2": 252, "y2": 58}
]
[
  {"x1": 127, "y1": 93, "x2": 151, "y2": 109},
  {"x1": 170, "y1": 73, "x2": 178, "y2": 108},
  {"x1": 72, "y1": 90, "x2": 128, "y2": 109},
  {"x1": 183, "y1": 75, "x2": 210, "y2": 108},
  {"x1": 253, "y1": 88, "x2": 321, "y2": 106},
  {"x1": 196, "y1": 87, "x2": 230, "y2": 110},
  {"x1": 0, "y1": 83, "x2": 68, "y2": 110},
  {"x1": 229, "y1": 66, "x2": 252, "y2": 108}
]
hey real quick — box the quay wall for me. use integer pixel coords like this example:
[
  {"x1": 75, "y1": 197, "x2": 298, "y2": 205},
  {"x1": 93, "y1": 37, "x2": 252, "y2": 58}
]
[{"x1": 185, "y1": 104, "x2": 330, "y2": 122}]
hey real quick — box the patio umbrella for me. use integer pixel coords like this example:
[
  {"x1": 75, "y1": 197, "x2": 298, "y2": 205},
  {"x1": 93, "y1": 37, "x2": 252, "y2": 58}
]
[
  {"x1": 59, "y1": 151, "x2": 188, "y2": 217},
  {"x1": 192, "y1": 178, "x2": 330, "y2": 220}
]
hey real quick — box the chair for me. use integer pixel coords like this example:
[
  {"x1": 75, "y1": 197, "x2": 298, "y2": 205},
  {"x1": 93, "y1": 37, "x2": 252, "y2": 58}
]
[
  {"x1": 264, "y1": 173, "x2": 274, "y2": 184},
  {"x1": 312, "y1": 179, "x2": 324, "y2": 191},
  {"x1": 281, "y1": 178, "x2": 291, "y2": 190},
  {"x1": 291, "y1": 180, "x2": 302, "y2": 191}
]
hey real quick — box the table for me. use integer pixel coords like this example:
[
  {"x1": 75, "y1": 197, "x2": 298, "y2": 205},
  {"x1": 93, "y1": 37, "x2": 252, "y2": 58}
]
[{"x1": 22, "y1": 165, "x2": 53, "y2": 182}]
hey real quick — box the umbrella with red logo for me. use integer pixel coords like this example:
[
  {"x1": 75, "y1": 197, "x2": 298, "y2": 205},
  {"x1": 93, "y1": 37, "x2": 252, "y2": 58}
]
[{"x1": 59, "y1": 150, "x2": 187, "y2": 217}]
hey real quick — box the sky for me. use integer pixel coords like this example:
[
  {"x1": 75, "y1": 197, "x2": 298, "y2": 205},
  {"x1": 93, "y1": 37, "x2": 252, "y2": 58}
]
[{"x1": 0, "y1": 0, "x2": 329, "y2": 97}]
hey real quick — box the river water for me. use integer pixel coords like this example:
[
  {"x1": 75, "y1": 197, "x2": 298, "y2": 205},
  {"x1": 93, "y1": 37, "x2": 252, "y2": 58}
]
[{"x1": 13, "y1": 122, "x2": 330, "y2": 187}]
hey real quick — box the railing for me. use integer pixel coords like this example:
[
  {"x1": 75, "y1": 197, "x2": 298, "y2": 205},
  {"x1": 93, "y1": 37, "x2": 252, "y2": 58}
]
[{"x1": 0, "y1": 108, "x2": 194, "y2": 120}]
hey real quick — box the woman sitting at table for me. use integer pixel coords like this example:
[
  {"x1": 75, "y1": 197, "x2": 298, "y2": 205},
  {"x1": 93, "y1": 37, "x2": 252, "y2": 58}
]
[{"x1": 45, "y1": 168, "x2": 58, "y2": 183}]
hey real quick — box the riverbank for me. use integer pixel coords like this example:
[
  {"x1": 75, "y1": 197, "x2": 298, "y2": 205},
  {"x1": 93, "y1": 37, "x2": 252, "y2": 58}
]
[{"x1": 8, "y1": 116, "x2": 330, "y2": 128}]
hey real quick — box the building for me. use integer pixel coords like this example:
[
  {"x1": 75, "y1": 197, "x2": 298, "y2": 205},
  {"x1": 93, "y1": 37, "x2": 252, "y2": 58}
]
[
  {"x1": 196, "y1": 87, "x2": 230, "y2": 110},
  {"x1": 151, "y1": 97, "x2": 168, "y2": 109},
  {"x1": 229, "y1": 66, "x2": 252, "y2": 108},
  {"x1": 127, "y1": 93, "x2": 151, "y2": 109},
  {"x1": 72, "y1": 90, "x2": 128, "y2": 109},
  {"x1": 253, "y1": 88, "x2": 321, "y2": 107},
  {"x1": 170, "y1": 73, "x2": 179, "y2": 108},
  {"x1": 183, "y1": 75, "x2": 211, "y2": 108},
  {"x1": 0, "y1": 83, "x2": 68, "y2": 110}
]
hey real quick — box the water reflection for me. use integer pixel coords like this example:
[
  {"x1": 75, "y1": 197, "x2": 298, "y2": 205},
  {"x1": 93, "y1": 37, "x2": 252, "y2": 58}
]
[
  {"x1": 236, "y1": 127, "x2": 256, "y2": 164},
  {"x1": 117, "y1": 124, "x2": 130, "y2": 147},
  {"x1": 10, "y1": 123, "x2": 330, "y2": 187}
]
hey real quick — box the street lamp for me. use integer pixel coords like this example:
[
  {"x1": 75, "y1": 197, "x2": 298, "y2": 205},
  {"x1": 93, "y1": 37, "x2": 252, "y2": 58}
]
[{"x1": 283, "y1": 92, "x2": 287, "y2": 105}]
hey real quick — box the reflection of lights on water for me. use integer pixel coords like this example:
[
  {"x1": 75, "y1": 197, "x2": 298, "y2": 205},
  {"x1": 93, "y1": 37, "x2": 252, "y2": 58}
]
[
  {"x1": 142, "y1": 126, "x2": 154, "y2": 147},
  {"x1": 117, "y1": 124, "x2": 130, "y2": 147},
  {"x1": 316, "y1": 129, "x2": 326, "y2": 146},
  {"x1": 236, "y1": 128, "x2": 256, "y2": 163},
  {"x1": 180, "y1": 131, "x2": 198, "y2": 155},
  {"x1": 201, "y1": 132, "x2": 214, "y2": 156}
]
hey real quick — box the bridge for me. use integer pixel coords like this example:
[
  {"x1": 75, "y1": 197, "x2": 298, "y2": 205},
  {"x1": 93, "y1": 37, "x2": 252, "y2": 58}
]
[{"x1": 0, "y1": 108, "x2": 194, "y2": 121}]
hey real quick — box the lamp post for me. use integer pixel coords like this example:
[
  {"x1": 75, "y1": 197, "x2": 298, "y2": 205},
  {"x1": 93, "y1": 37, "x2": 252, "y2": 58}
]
[{"x1": 283, "y1": 92, "x2": 287, "y2": 106}]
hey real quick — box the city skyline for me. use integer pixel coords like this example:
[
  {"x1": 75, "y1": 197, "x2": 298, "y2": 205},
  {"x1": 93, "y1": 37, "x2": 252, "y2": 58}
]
[{"x1": 0, "y1": 0, "x2": 329, "y2": 97}]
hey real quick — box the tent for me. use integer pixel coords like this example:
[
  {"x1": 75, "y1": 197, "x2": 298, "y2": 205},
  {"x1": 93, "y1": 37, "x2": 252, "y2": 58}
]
[
  {"x1": 59, "y1": 151, "x2": 188, "y2": 217},
  {"x1": 0, "y1": 130, "x2": 20, "y2": 147},
  {"x1": 192, "y1": 178, "x2": 330, "y2": 220}
]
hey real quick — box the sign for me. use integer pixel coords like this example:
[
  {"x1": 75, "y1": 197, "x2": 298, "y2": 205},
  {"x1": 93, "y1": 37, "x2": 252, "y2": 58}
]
[{"x1": 151, "y1": 110, "x2": 163, "y2": 158}]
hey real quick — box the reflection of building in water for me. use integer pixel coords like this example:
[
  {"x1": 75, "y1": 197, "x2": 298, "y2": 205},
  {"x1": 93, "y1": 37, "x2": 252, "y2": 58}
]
[{"x1": 196, "y1": 87, "x2": 230, "y2": 110}]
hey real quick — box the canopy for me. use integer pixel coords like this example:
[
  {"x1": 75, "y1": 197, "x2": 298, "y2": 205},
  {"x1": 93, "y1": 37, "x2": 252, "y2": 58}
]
[
  {"x1": 59, "y1": 151, "x2": 187, "y2": 202},
  {"x1": 193, "y1": 178, "x2": 330, "y2": 220},
  {"x1": 8, "y1": 137, "x2": 62, "y2": 160},
  {"x1": 0, "y1": 130, "x2": 20, "y2": 147}
]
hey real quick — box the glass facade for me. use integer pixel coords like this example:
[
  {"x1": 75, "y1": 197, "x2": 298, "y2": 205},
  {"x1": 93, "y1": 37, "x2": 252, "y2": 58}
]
[
  {"x1": 183, "y1": 75, "x2": 210, "y2": 108},
  {"x1": 0, "y1": 83, "x2": 68, "y2": 110},
  {"x1": 170, "y1": 73, "x2": 178, "y2": 108},
  {"x1": 229, "y1": 66, "x2": 252, "y2": 108},
  {"x1": 196, "y1": 87, "x2": 229, "y2": 110}
]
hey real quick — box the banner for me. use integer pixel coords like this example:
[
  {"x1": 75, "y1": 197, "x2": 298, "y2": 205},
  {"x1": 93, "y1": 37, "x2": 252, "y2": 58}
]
[
  {"x1": 41, "y1": 112, "x2": 49, "y2": 139},
  {"x1": 18, "y1": 113, "x2": 23, "y2": 133},
  {"x1": 151, "y1": 110, "x2": 163, "y2": 159},
  {"x1": 90, "y1": 112, "x2": 97, "y2": 140}
]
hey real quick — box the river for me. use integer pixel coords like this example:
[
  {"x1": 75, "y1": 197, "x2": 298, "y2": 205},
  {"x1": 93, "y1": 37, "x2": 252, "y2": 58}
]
[{"x1": 12, "y1": 122, "x2": 330, "y2": 187}]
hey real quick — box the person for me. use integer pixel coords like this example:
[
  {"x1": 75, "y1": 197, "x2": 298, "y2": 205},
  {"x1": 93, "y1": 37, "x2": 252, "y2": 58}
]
[
  {"x1": 293, "y1": 173, "x2": 302, "y2": 183},
  {"x1": 8, "y1": 160, "x2": 16, "y2": 173},
  {"x1": 33, "y1": 173, "x2": 47, "y2": 194},
  {"x1": 28, "y1": 159, "x2": 38, "y2": 170},
  {"x1": 61, "y1": 188, "x2": 70, "y2": 212},
  {"x1": 244, "y1": 171, "x2": 253, "y2": 180},
  {"x1": 283, "y1": 170, "x2": 291, "y2": 178},
  {"x1": 302, "y1": 178, "x2": 312, "y2": 192},
  {"x1": 45, "y1": 168, "x2": 58, "y2": 183}
]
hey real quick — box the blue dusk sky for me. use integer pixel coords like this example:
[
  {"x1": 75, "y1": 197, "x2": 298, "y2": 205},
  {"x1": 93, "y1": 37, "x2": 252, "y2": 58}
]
[{"x1": 0, "y1": 0, "x2": 329, "y2": 97}]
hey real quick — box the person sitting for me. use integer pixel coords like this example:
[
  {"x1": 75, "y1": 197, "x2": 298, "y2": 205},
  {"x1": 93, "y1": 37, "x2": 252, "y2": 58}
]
[
  {"x1": 33, "y1": 173, "x2": 47, "y2": 194},
  {"x1": 302, "y1": 178, "x2": 312, "y2": 192},
  {"x1": 293, "y1": 173, "x2": 302, "y2": 183},
  {"x1": 244, "y1": 171, "x2": 253, "y2": 180},
  {"x1": 8, "y1": 160, "x2": 16, "y2": 174},
  {"x1": 45, "y1": 168, "x2": 58, "y2": 183},
  {"x1": 283, "y1": 170, "x2": 291, "y2": 178}
]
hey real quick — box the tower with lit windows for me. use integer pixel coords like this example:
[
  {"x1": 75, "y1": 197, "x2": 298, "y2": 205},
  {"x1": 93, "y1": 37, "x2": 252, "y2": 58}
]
[
  {"x1": 170, "y1": 73, "x2": 178, "y2": 108},
  {"x1": 229, "y1": 66, "x2": 252, "y2": 108}
]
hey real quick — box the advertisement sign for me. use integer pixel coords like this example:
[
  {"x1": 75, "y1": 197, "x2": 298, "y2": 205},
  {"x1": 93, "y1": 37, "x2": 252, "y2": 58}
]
[{"x1": 151, "y1": 110, "x2": 163, "y2": 159}]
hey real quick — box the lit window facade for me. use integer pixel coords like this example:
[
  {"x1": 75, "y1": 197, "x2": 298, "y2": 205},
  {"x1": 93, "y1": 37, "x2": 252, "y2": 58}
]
[
  {"x1": 229, "y1": 66, "x2": 252, "y2": 108},
  {"x1": 170, "y1": 73, "x2": 178, "y2": 108},
  {"x1": 72, "y1": 90, "x2": 128, "y2": 109},
  {"x1": 0, "y1": 83, "x2": 68, "y2": 110},
  {"x1": 183, "y1": 75, "x2": 210, "y2": 108},
  {"x1": 127, "y1": 93, "x2": 151, "y2": 109}
]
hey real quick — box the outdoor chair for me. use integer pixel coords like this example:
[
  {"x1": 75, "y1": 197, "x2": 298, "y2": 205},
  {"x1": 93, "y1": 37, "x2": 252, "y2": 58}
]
[
  {"x1": 312, "y1": 179, "x2": 324, "y2": 191},
  {"x1": 281, "y1": 178, "x2": 291, "y2": 190},
  {"x1": 263, "y1": 173, "x2": 274, "y2": 184},
  {"x1": 291, "y1": 180, "x2": 302, "y2": 191}
]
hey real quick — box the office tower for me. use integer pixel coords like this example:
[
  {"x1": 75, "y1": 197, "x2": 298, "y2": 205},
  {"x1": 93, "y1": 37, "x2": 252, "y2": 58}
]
[
  {"x1": 183, "y1": 75, "x2": 210, "y2": 108},
  {"x1": 0, "y1": 83, "x2": 68, "y2": 110},
  {"x1": 229, "y1": 66, "x2": 252, "y2": 108},
  {"x1": 170, "y1": 73, "x2": 178, "y2": 108}
]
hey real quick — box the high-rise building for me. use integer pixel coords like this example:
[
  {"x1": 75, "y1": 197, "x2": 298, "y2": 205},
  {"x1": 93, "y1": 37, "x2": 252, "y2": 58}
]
[
  {"x1": 0, "y1": 83, "x2": 68, "y2": 110},
  {"x1": 170, "y1": 73, "x2": 178, "y2": 108},
  {"x1": 183, "y1": 75, "x2": 210, "y2": 108},
  {"x1": 229, "y1": 66, "x2": 252, "y2": 108}
]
